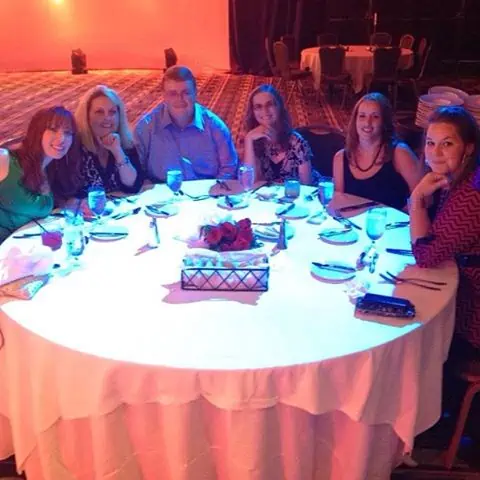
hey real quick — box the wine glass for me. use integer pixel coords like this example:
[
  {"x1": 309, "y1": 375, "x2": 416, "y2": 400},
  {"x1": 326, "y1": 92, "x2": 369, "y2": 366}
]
[
  {"x1": 87, "y1": 186, "x2": 107, "y2": 225},
  {"x1": 166, "y1": 168, "x2": 183, "y2": 201},
  {"x1": 238, "y1": 165, "x2": 255, "y2": 204},
  {"x1": 366, "y1": 207, "x2": 387, "y2": 251}
]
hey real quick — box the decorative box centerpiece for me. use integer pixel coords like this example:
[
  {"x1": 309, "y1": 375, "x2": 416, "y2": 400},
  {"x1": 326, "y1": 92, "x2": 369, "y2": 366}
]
[{"x1": 181, "y1": 216, "x2": 269, "y2": 291}]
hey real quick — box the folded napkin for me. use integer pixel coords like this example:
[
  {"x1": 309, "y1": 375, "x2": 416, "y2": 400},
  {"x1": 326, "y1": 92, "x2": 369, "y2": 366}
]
[
  {"x1": 0, "y1": 245, "x2": 54, "y2": 299},
  {"x1": 183, "y1": 248, "x2": 268, "y2": 268}
]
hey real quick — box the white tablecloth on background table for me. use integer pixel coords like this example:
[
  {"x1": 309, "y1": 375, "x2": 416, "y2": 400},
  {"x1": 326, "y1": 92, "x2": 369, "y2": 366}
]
[
  {"x1": 300, "y1": 45, "x2": 414, "y2": 94},
  {"x1": 0, "y1": 181, "x2": 458, "y2": 480}
]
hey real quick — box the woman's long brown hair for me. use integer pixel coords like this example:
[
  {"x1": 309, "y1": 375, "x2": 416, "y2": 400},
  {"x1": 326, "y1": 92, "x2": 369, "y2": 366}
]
[{"x1": 12, "y1": 106, "x2": 83, "y2": 200}]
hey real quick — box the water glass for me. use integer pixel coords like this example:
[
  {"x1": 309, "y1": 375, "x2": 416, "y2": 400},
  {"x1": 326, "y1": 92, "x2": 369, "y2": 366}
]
[
  {"x1": 317, "y1": 176, "x2": 335, "y2": 212},
  {"x1": 238, "y1": 165, "x2": 255, "y2": 205},
  {"x1": 166, "y1": 169, "x2": 183, "y2": 200},
  {"x1": 64, "y1": 211, "x2": 86, "y2": 267},
  {"x1": 284, "y1": 178, "x2": 300, "y2": 200},
  {"x1": 87, "y1": 186, "x2": 107, "y2": 222}
]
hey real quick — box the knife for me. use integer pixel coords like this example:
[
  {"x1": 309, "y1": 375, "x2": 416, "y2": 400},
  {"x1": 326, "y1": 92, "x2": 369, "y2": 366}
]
[
  {"x1": 278, "y1": 203, "x2": 295, "y2": 216},
  {"x1": 13, "y1": 232, "x2": 42, "y2": 238},
  {"x1": 312, "y1": 262, "x2": 356, "y2": 273},
  {"x1": 337, "y1": 201, "x2": 379, "y2": 213},
  {"x1": 385, "y1": 221, "x2": 410, "y2": 230},
  {"x1": 225, "y1": 196, "x2": 234, "y2": 208},
  {"x1": 319, "y1": 228, "x2": 351, "y2": 238},
  {"x1": 386, "y1": 248, "x2": 414, "y2": 256},
  {"x1": 333, "y1": 213, "x2": 362, "y2": 230}
]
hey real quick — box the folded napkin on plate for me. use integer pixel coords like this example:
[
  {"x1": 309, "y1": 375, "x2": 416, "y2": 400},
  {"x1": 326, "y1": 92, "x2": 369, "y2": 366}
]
[
  {"x1": 0, "y1": 245, "x2": 54, "y2": 299},
  {"x1": 183, "y1": 248, "x2": 268, "y2": 268}
]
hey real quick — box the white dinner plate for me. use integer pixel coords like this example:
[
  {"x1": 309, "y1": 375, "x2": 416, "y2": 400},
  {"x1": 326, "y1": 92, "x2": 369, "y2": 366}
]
[
  {"x1": 311, "y1": 261, "x2": 356, "y2": 283},
  {"x1": 318, "y1": 227, "x2": 359, "y2": 245},
  {"x1": 217, "y1": 195, "x2": 248, "y2": 210},
  {"x1": 145, "y1": 203, "x2": 179, "y2": 217},
  {"x1": 90, "y1": 225, "x2": 129, "y2": 241},
  {"x1": 254, "y1": 223, "x2": 295, "y2": 242},
  {"x1": 275, "y1": 204, "x2": 309, "y2": 219}
]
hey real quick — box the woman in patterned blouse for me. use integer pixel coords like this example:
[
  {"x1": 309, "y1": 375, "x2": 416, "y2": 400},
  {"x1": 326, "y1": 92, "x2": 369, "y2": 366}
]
[
  {"x1": 243, "y1": 84, "x2": 312, "y2": 184},
  {"x1": 410, "y1": 106, "x2": 480, "y2": 361},
  {"x1": 74, "y1": 85, "x2": 143, "y2": 197}
]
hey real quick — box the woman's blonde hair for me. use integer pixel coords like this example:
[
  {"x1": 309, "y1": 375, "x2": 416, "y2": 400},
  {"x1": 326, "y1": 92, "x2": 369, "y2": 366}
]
[{"x1": 75, "y1": 85, "x2": 133, "y2": 153}]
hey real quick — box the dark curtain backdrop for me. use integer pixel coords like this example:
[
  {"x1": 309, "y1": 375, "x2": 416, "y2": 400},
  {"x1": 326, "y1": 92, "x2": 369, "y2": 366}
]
[{"x1": 229, "y1": 0, "x2": 278, "y2": 74}]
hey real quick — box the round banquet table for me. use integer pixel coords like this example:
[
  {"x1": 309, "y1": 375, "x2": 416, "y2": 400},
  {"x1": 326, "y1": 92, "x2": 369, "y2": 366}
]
[
  {"x1": 0, "y1": 180, "x2": 458, "y2": 480},
  {"x1": 300, "y1": 45, "x2": 414, "y2": 94}
]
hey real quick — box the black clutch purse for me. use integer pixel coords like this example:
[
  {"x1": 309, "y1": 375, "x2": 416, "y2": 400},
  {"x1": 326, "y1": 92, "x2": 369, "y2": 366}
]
[{"x1": 355, "y1": 293, "x2": 416, "y2": 319}]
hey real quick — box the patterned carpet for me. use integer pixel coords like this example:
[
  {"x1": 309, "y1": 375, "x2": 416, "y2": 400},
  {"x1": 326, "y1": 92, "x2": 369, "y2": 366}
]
[{"x1": 0, "y1": 70, "x2": 350, "y2": 147}]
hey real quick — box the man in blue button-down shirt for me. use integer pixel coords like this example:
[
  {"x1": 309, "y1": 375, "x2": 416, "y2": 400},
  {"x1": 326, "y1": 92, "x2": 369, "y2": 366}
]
[{"x1": 134, "y1": 66, "x2": 238, "y2": 182}]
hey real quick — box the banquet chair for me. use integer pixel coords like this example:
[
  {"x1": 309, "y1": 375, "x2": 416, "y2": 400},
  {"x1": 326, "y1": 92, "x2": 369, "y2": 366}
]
[
  {"x1": 318, "y1": 46, "x2": 351, "y2": 109},
  {"x1": 399, "y1": 33, "x2": 415, "y2": 50},
  {"x1": 280, "y1": 34, "x2": 297, "y2": 65},
  {"x1": 444, "y1": 361, "x2": 480, "y2": 469},
  {"x1": 316, "y1": 33, "x2": 338, "y2": 47},
  {"x1": 273, "y1": 40, "x2": 311, "y2": 104},
  {"x1": 296, "y1": 124, "x2": 345, "y2": 177},
  {"x1": 367, "y1": 47, "x2": 401, "y2": 110},
  {"x1": 164, "y1": 48, "x2": 178, "y2": 71},
  {"x1": 370, "y1": 32, "x2": 393, "y2": 47},
  {"x1": 398, "y1": 40, "x2": 432, "y2": 98},
  {"x1": 265, "y1": 37, "x2": 278, "y2": 76}
]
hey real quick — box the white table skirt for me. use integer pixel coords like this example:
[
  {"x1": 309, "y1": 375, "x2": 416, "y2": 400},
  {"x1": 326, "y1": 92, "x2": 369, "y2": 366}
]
[
  {"x1": 0, "y1": 181, "x2": 458, "y2": 479},
  {"x1": 300, "y1": 45, "x2": 414, "y2": 93}
]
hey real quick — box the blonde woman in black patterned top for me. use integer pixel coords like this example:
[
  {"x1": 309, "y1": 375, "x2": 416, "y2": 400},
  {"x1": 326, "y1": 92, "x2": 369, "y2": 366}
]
[
  {"x1": 74, "y1": 85, "x2": 143, "y2": 197},
  {"x1": 243, "y1": 84, "x2": 312, "y2": 184}
]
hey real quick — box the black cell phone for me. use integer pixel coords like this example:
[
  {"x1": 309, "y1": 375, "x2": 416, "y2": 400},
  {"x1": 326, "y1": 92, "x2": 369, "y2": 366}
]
[{"x1": 355, "y1": 293, "x2": 416, "y2": 319}]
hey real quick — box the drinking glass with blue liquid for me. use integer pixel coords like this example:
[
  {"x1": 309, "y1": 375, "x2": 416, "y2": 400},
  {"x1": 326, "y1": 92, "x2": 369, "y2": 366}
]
[
  {"x1": 87, "y1": 186, "x2": 106, "y2": 224},
  {"x1": 317, "y1": 176, "x2": 335, "y2": 216},
  {"x1": 238, "y1": 165, "x2": 255, "y2": 204},
  {"x1": 167, "y1": 168, "x2": 183, "y2": 201}
]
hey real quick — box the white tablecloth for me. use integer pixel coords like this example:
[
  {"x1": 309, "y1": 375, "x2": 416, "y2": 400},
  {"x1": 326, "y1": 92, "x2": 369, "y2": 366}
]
[
  {"x1": 300, "y1": 45, "x2": 414, "y2": 93},
  {"x1": 0, "y1": 181, "x2": 457, "y2": 480}
]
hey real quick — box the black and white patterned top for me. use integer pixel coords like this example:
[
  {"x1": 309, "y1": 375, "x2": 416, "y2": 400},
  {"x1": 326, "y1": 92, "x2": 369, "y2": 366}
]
[
  {"x1": 76, "y1": 146, "x2": 143, "y2": 198},
  {"x1": 257, "y1": 131, "x2": 312, "y2": 182}
]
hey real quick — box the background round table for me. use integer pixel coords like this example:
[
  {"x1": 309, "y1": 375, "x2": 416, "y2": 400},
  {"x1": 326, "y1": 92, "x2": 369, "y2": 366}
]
[
  {"x1": 0, "y1": 180, "x2": 458, "y2": 480},
  {"x1": 300, "y1": 45, "x2": 414, "y2": 93}
]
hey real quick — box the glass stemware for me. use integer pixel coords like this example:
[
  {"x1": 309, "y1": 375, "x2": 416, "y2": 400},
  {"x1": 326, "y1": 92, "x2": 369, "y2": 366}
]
[
  {"x1": 365, "y1": 207, "x2": 387, "y2": 255},
  {"x1": 87, "y1": 186, "x2": 107, "y2": 225},
  {"x1": 166, "y1": 168, "x2": 183, "y2": 202},
  {"x1": 238, "y1": 165, "x2": 255, "y2": 205}
]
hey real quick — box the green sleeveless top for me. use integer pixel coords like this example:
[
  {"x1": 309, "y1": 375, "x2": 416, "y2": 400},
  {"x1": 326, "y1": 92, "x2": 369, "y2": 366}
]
[{"x1": 0, "y1": 153, "x2": 53, "y2": 243}]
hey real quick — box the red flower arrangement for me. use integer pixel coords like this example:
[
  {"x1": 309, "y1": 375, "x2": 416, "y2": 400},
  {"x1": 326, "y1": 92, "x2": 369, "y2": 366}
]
[{"x1": 201, "y1": 218, "x2": 257, "y2": 252}]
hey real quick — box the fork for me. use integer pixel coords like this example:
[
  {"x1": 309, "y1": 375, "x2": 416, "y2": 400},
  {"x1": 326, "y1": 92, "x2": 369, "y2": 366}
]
[
  {"x1": 178, "y1": 190, "x2": 210, "y2": 201},
  {"x1": 216, "y1": 179, "x2": 232, "y2": 191},
  {"x1": 380, "y1": 272, "x2": 442, "y2": 291},
  {"x1": 304, "y1": 188, "x2": 319, "y2": 202}
]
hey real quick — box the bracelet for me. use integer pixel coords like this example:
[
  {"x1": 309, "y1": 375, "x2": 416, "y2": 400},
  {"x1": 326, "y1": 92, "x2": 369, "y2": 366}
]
[{"x1": 116, "y1": 154, "x2": 131, "y2": 168}]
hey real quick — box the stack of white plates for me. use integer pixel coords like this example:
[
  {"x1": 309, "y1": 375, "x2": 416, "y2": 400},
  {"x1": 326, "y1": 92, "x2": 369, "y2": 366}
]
[
  {"x1": 415, "y1": 94, "x2": 464, "y2": 128},
  {"x1": 428, "y1": 85, "x2": 469, "y2": 103},
  {"x1": 465, "y1": 95, "x2": 480, "y2": 126}
]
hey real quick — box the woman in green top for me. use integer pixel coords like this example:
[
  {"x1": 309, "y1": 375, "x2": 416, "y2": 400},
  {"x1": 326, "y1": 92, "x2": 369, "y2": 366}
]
[{"x1": 0, "y1": 106, "x2": 81, "y2": 243}]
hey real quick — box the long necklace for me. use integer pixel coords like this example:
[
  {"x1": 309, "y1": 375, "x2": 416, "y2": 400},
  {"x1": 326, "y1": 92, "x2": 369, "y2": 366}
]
[{"x1": 353, "y1": 143, "x2": 384, "y2": 172}]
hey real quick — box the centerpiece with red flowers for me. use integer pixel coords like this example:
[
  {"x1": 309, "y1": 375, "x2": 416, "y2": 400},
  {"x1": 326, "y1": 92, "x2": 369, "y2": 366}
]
[{"x1": 200, "y1": 218, "x2": 259, "y2": 252}]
